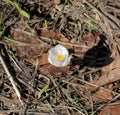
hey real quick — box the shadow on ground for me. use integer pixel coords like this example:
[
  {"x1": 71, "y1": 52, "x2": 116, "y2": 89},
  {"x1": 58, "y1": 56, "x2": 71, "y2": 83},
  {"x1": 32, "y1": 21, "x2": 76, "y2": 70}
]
[{"x1": 72, "y1": 35, "x2": 113, "y2": 69}]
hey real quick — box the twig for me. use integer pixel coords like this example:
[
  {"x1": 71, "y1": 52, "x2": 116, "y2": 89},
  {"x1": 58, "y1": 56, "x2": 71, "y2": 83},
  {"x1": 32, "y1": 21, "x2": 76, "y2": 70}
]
[
  {"x1": 40, "y1": 36, "x2": 90, "y2": 49},
  {"x1": 0, "y1": 53, "x2": 23, "y2": 106}
]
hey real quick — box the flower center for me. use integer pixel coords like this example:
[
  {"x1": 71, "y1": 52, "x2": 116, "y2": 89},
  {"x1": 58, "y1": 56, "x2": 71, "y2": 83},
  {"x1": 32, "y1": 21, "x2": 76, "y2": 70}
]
[{"x1": 56, "y1": 54, "x2": 64, "y2": 61}]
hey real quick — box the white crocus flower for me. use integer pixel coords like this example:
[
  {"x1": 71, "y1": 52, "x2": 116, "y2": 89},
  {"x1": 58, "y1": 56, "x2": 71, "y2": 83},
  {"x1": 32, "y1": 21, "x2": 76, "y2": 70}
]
[{"x1": 48, "y1": 44, "x2": 70, "y2": 67}]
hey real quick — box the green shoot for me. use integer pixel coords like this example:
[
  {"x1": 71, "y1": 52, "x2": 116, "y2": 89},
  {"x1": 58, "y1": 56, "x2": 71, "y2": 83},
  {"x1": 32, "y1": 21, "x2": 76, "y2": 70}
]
[
  {"x1": 5, "y1": 0, "x2": 30, "y2": 20},
  {"x1": 38, "y1": 84, "x2": 49, "y2": 98}
]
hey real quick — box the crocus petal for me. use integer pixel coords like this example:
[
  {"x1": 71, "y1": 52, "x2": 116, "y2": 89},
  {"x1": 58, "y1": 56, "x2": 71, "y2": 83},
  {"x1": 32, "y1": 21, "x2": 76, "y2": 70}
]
[
  {"x1": 55, "y1": 45, "x2": 69, "y2": 56},
  {"x1": 48, "y1": 44, "x2": 70, "y2": 67},
  {"x1": 62, "y1": 57, "x2": 70, "y2": 66}
]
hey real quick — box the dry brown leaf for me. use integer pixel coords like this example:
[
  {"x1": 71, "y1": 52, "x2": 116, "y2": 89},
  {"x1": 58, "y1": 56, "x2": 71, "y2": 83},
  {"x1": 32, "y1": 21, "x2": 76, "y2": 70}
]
[
  {"x1": 84, "y1": 46, "x2": 120, "y2": 103},
  {"x1": 93, "y1": 46, "x2": 120, "y2": 86},
  {"x1": 10, "y1": 22, "x2": 72, "y2": 68},
  {"x1": 39, "y1": 28, "x2": 73, "y2": 49},
  {"x1": 30, "y1": 53, "x2": 49, "y2": 66},
  {"x1": 93, "y1": 69, "x2": 120, "y2": 86},
  {"x1": 10, "y1": 21, "x2": 48, "y2": 66},
  {"x1": 40, "y1": 64, "x2": 70, "y2": 76},
  {"x1": 40, "y1": 28, "x2": 69, "y2": 42},
  {"x1": 0, "y1": 111, "x2": 8, "y2": 115},
  {"x1": 74, "y1": 32, "x2": 100, "y2": 57},
  {"x1": 93, "y1": 88, "x2": 113, "y2": 101},
  {"x1": 99, "y1": 104, "x2": 120, "y2": 115},
  {"x1": 84, "y1": 83, "x2": 115, "y2": 103},
  {"x1": 41, "y1": 0, "x2": 60, "y2": 7},
  {"x1": 83, "y1": 32, "x2": 99, "y2": 47}
]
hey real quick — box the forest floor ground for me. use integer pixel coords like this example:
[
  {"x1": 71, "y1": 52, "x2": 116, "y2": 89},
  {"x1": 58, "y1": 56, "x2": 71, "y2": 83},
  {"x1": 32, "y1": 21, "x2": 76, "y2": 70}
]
[{"x1": 0, "y1": 0, "x2": 120, "y2": 115}]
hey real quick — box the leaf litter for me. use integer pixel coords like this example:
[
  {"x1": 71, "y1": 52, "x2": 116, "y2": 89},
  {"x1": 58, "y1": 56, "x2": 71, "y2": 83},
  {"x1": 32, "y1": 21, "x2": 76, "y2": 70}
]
[{"x1": 0, "y1": 0, "x2": 120, "y2": 114}]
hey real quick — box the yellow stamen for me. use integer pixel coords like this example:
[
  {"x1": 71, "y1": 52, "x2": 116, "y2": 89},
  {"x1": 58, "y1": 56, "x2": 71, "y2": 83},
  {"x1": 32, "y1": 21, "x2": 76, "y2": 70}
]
[{"x1": 56, "y1": 54, "x2": 64, "y2": 61}]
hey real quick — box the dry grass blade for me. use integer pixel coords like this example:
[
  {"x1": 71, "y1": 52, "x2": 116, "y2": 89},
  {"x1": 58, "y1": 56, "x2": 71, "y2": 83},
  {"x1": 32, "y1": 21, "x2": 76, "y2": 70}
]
[{"x1": 83, "y1": 0, "x2": 120, "y2": 29}]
